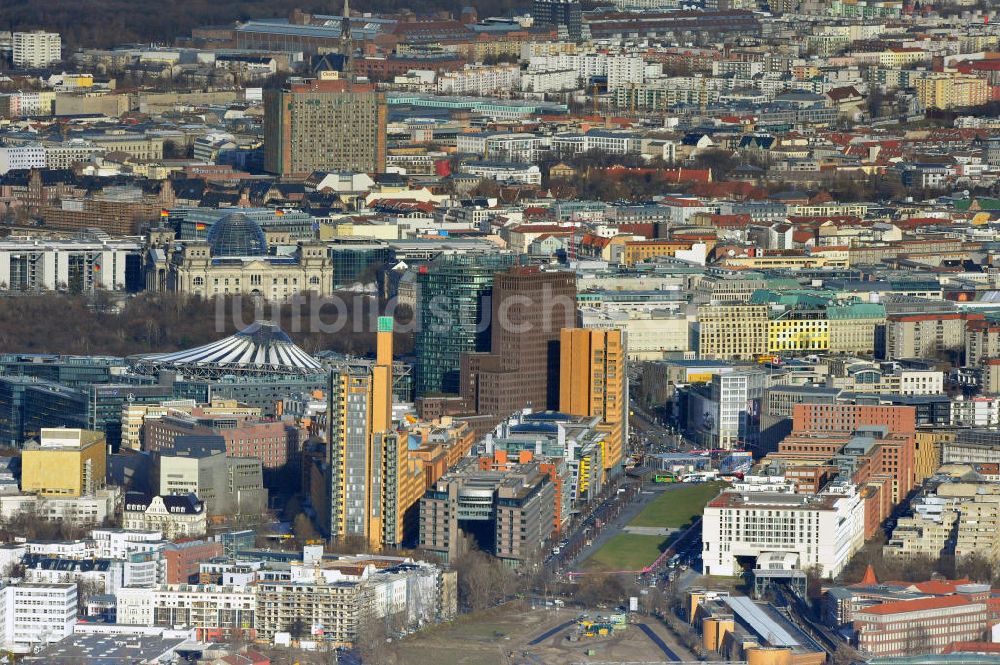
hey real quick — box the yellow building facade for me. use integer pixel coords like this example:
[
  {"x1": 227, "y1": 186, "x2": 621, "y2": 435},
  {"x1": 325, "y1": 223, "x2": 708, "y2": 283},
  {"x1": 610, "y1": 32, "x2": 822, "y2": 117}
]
[
  {"x1": 327, "y1": 317, "x2": 424, "y2": 549},
  {"x1": 697, "y1": 304, "x2": 769, "y2": 360},
  {"x1": 21, "y1": 428, "x2": 107, "y2": 498},
  {"x1": 767, "y1": 317, "x2": 830, "y2": 353},
  {"x1": 915, "y1": 74, "x2": 989, "y2": 111},
  {"x1": 914, "y1": 430, "x2": 953, "y2": 484},
  {"x1": 559, "y1": 328, "x2": 626, "y2": 471}
]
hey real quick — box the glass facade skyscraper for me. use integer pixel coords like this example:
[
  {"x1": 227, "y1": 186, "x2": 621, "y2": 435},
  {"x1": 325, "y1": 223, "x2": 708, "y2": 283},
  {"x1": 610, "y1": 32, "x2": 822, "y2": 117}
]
[
  {"x1": 415, "y1": 253, "x2": 518, "y2": 396},
  {"x1": 330, "y1": 245, "x2": 391, "y2": 289}
]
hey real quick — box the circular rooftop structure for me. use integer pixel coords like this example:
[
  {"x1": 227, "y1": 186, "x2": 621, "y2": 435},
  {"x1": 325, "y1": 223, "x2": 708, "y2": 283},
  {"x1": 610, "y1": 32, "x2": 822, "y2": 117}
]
[
  {"x1": 206, "y1": 213, "x2": 267, "y2": 257},
  {"x1": 132, "y1": 321, "x2": 322, "y2": 378}
]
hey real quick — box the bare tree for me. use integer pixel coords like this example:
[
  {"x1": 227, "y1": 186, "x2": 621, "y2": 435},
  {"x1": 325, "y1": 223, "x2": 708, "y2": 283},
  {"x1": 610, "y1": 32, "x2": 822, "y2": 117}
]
[{"x1": 354, "y1": 612, "x2": 398, "y2": 665}]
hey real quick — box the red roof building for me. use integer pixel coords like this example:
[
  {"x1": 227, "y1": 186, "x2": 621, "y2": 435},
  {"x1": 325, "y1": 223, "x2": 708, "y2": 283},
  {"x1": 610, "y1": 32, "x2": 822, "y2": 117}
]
[{"x1": 854, "y1": 592, "x2": 990, "y2": 657}]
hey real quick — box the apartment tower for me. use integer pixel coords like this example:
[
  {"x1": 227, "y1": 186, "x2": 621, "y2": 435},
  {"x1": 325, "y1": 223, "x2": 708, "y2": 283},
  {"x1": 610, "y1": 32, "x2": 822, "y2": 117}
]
[
  {"x1": 327, "y1": 316, "x2": 423, "y2": 548},
  {"x1": 263, "y1": 78, "x2": 386, "y2": 176}
]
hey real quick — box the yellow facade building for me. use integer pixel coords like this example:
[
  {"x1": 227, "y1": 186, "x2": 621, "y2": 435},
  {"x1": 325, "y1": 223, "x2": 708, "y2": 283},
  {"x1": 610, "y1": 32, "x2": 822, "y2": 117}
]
[
  {"x1": 719, "y1": 254, "x2": 849, "y2": 270},
  {"x1": 620, "y1": 240, "x2": 708, "y2": 267},
  {"x1": 697, "y1": 304, "x2": 769, "y2": 360},
  {"x1": 21, "y1": 428, "x2": 107, "y2": 498},
  {"x1": 559, "y1": 328, "x2": 626, "y2": 472},
  {"x1": 767, "y1": 316, "x2": 830, "y2": 353},
  {"x1": 327, "y1": 317, "x2": 424, "y2": 549},
  {"x1": 914, "y1": 430, "x2": 953, "y2": 484},
  {"x1": 915, "y1": 74, "x2": 989, "y2": 111}
]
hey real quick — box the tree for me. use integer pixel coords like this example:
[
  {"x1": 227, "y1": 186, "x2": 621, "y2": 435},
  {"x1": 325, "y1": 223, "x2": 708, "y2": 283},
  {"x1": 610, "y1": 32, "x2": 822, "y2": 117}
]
[
  {"x1": 162, "y1": 140, "x2": 183, "y2": 159},
  {"x1": 572, "y1": 574, "x2": 628, "y2": 607},
  {"x1": 804, "y1": 565, "x2": 824, "y2": 600},
  {"x1": 292, "y1": 513, "x2": 320, "y2": 545},
  {"x1": 867, "y1": 87, "x2": 885, "y2": 118},
  {"x1": 956, "y1": 552, "x2": 993, "y2": 583},
  {"x1": 287, "y1": 617, "x2": 308, "y2": 639},
  {"x1": 78, "y1": 579, "x2": 106, "y2": 614},
  {"x1": 452, "y1": 549, "x2": 518, "y2": 611},
  {"x1": 354, "y1": 612, "x2": 399, "y2": 665}
]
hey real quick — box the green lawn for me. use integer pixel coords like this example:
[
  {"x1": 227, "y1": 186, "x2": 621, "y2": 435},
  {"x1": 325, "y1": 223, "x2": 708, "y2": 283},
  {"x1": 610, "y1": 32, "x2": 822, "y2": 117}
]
[
  {"x1": 629, "y1": 482, "x2": 726, "y2": 529},
  {"x1": 584, "y1": 533, "x2": 668, "y2": 571}
]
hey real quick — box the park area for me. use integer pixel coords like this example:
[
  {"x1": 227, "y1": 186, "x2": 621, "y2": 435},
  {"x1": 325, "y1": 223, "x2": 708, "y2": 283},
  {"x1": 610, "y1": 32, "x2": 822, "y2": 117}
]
[
  {"x1": 630, "y1": 481, "x2": 727, "y2": 528},
  {"x1": 585, "y1": 533, "x2": 666, "y2": 571},
  {"x1": 583, "y1": 481, "x2": 727, "y2": 571}
]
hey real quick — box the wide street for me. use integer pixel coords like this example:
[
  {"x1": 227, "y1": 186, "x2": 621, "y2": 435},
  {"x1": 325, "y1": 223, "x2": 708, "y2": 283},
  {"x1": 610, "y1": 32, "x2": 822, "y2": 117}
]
[{"x1": 567, "y1": 482, "x2": 673, "y2": 571}]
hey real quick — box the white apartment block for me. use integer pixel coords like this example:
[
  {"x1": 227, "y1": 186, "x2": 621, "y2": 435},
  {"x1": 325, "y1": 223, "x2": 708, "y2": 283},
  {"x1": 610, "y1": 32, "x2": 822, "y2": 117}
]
[
  {"x1": 24, "y1": 561, "x2": 121, "y2": 595},
  {"x1": 713, "y1": 60, "x2": 765, "y2": 78},
  {"x1": 115, "y1": 587, "x2": 155, "y2": 626},
  {"x1": 455, "y1": 132, "x2": 547, "y2": 163},
  {"x1": 437, "y1": 65, "x2": 520, "y2": 96},
  {"x1": 12, "y1": 31, "x2": 62, "y2": 68},
  {"x1": 460, "y1": 161, "x2": 542, "y2": 185},
  {"x1": 0, "y1": 146, "x2": 46, "y2": 175},
  {"x1": 117, "y1": 584, "x2": 256, "y2": 636},
  {"x1": 952, "y1": 397, "x2": 1000, "y2": 429},
  {"x1": 521, "y1": 68, "x2": 579, "y2": 92},
  {"x1": 828, "y1": 369, "x2": 945, "y2": 396},
  {"x1": 529, "y1": 53, "x2": 606, "y2": 80},
  {"x1": 702, "y1": 483, "x2": 866, "y2": 578},
  {"x1": 583, "y1": 130, "x2": 642, "y2": 154},
  {"x1": 606, "y1": 56, "x2": 647, "y2": 91},
  {"x1": 0, "y1": 583, "x2": 77, "y2": 654},
  {"x1": 527, "y1": 53, "x2": 645, "y2": 91},
  {"x1": 25, "y1": 540, "x2": 93, "y2": 559},
  {"x1": 152, "y1": 584, "x2": 255, "y2": 637},
  {"x1": 91, "y1": 529, "x2": 164, "y2": 560},
  {"x1": 550, "y1": 130, "x2": 642, "y2": 157}
]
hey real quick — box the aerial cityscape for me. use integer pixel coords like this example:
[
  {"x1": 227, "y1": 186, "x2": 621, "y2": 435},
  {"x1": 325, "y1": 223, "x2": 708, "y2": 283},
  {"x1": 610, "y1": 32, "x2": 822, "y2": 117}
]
[{"x1": 0, "y1": 0, "x2": 998, "y2": 662}]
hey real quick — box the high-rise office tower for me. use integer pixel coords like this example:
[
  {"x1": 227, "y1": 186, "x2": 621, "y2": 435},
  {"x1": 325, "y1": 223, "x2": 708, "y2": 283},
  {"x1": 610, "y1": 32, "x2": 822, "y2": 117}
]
[
  {"x1": 414, "y1": 253, "x2": 518, "y2": 397},
  {"x1": 327, "y1": 316, "x2": 423, "y2": 549},
  {"x1": 559, "y1": 328, "x2": 627, "y2": 472},
  {"x1": 263, "y1": 78, "x2": 386, "y2": 176},
  {"x1": 532, "y1": 0, "x2": 582, "y2": 40},
  {"x1": 460, "y1": 266, "x2": 576, "y2": 418}
]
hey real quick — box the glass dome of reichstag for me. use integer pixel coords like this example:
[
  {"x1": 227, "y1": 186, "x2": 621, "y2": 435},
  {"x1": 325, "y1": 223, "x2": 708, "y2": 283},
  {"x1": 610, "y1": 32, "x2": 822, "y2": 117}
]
[{"x1": 206, "y1": 213, "x2": 267, "y2": 257}]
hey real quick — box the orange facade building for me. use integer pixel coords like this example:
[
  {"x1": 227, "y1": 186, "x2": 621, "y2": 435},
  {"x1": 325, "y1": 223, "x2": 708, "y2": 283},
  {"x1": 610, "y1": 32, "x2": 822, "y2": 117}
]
[{"x1": 559, "y1": 328, "x2": 626, "y2": 471}]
